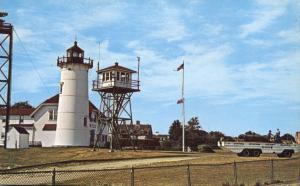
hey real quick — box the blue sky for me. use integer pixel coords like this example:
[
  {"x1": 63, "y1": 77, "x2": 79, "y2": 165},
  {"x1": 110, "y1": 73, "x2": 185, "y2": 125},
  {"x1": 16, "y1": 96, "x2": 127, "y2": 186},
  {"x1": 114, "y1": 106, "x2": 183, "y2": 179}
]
[{"x1": 1, "y1": 0, "x2": 300, "y2": 136}]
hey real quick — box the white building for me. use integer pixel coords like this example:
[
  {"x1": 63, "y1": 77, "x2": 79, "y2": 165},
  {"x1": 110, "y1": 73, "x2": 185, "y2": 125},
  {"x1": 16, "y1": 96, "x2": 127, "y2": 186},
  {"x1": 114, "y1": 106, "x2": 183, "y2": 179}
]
[
  {"x1": 0, "y1": 103, "x2": 35, "y2": 146},
  {"x1": 30, "y1": 94, "x2": 108, "y2": 147},
  {"x1": 55, "y1": 41, "x2": 93, "y2": 146},
  {"x1": 6, "y1": 126, "x2": 29, "y2": 149},
  {"x1": 0, "y1": 95, "x2": 108, "y2": 148}
]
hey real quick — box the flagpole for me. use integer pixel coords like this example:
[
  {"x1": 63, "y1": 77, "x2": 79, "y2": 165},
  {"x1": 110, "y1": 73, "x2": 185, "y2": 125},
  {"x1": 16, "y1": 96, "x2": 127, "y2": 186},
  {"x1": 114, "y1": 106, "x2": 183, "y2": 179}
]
[{"x1": 182, "y1": 61, "x2": 185, "y2": 152}]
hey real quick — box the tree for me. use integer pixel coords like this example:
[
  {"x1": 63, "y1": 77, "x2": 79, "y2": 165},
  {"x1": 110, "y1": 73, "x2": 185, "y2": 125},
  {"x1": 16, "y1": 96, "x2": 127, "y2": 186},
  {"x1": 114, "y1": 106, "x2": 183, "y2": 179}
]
[
  {"x1": 206, "y1": 131, "x2": 225, "y2": 145},
  {"x1": 281, "y1": 133, "x2": 296, "y2": 143},
  {"x1": 238, "y1": 131, "x2": 268, "y2": 142},
  {"x1": 168, "y1": 120, "x2": 182, "y2": 141},
  {"x1": 12, "y1": 101, "x2": 34, "y2": 108},
  {"x1": 185, "y1": 117, "x2": 207, "y2": 150},
  {"x1": 187, "y1": 117, "x2": 201, "y2": 131}
]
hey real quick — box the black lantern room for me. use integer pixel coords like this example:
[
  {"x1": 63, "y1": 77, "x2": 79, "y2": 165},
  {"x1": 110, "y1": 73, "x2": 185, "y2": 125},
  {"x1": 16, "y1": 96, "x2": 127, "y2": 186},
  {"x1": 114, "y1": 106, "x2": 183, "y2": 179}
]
[
  {"x1": 66, "y1": 41, "x2": 84, "y2": 63},
  {"x1": 57, "y1": 41, "x2": 93, "y2": 68}
]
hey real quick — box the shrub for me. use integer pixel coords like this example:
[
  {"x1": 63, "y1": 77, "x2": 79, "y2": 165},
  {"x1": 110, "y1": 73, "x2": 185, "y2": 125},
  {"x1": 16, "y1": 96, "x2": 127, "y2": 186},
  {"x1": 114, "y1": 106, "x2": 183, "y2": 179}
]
[{"x1": 197, "y1": 144, "x2": 215, "y2": 153}]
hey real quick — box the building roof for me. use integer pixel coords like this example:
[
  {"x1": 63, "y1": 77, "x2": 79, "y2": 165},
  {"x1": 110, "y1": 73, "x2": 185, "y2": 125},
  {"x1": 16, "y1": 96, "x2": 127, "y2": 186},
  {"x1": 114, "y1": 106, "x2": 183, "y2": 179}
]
[
  {"x1": 12, "y1": 126, "x2": 29, "y2": 134},
  {"x1": 43, "y1": 94, "x2": 59, "y2": 104},
  {"x1": 10, "y1": 124, "x2": 34, "y2": 128},
  {"x1": 0, "y1": 105, "x2": 35, "y2": 116},
  {"x1": 31, "y1": 94, "x2": 99, "y2": 117},
  {"x1": 42, "y1": 124, "x2": 57, "y2": 131},
  {"x1": 97, "y1": 62, "x2": 137, "y2": 73}
]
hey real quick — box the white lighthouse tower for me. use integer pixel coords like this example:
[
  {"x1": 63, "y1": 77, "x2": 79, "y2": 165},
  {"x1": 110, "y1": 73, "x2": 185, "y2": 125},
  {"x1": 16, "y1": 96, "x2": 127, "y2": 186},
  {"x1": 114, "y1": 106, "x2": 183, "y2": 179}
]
[{"x1": 54, "y1": 41, "x2": 93, "y2": 146}]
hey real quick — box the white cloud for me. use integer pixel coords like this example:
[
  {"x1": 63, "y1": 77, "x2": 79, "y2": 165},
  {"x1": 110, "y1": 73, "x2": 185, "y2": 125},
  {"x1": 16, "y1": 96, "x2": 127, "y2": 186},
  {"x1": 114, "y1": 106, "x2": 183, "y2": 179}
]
[
  {"x1": 229, "y1": 50, "x2": 300, "y2": 103},
  {"x1": 126, "y1": 40, "x2": 300, "y2": 105},
  {"x1": 278, "y1": 28, "x2": 300, "y2": 44},
  {"x1": 149, "y1": 3, "x2": 187, "y2": 42},
  {"x1": 240, "y1": 0, "x2": 289, "y2": 38}
]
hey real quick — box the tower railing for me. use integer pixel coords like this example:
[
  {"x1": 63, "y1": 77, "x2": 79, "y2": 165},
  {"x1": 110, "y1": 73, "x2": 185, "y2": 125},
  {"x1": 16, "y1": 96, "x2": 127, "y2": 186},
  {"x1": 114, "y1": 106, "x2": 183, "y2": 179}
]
[
  {"x1": 57, "y1": 56, "x2": 93, "y2": 68},
  {"x1": 92, "y1": 79, "x2": 140, "y2": 91}
]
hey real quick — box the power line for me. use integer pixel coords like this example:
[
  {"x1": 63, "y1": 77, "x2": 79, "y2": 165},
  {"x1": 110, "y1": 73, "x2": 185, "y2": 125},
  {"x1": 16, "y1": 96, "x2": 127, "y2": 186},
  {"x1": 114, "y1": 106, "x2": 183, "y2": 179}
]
[{"x1": 13, "y1": 28, "x2": 50, "y2": 93}]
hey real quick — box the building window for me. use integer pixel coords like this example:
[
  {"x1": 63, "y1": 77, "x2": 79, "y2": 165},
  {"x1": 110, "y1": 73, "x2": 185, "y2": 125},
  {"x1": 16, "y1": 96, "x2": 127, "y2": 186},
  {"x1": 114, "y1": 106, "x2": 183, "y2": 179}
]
[
  {"x1": 83, "y1": 117, "x2": 87, "y2": 127},
  {"x1": 19, "y1": 116, "x2": 24, "y2": 123},
  {"x1": 105, "y1": 73, "x2": 110, "y2": 81},
  {"x1": 125, "y1": 73, "x2": 129, "y2": 82},
  {"x1": 102, "y1": 73, "x2": 105, "y2": 82},
  {"x1": 117, "y1": 71, "x2": 120, "y2": 81},
  {"x1": 49, "y1": 109, "x2": 58, "y2": 121},
  {"x1": 121, "y1": 72, "x2": 125, "y2": 82}
]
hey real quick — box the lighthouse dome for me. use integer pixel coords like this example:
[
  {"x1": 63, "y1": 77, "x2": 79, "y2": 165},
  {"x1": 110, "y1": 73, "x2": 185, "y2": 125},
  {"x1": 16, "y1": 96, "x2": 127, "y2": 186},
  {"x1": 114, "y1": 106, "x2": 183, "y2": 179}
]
[{"x1": 66, "y1": 41, "x2": 84, "y2": 59}]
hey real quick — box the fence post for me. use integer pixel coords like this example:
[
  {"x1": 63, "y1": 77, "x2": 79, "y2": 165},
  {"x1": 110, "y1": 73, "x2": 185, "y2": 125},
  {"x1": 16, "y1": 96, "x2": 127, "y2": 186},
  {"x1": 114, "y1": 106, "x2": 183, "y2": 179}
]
[
  {"x1": 233, "y1": 161, "x2": 237, "y2": 185},
  {"x1": 270, "y1": 159, "x2": 274, "y2": 183},
  {"x1": 52, "y1": 168, "x2": 56, "y2": 186},
  {"x1": 131, "y1": 166, "x2": 135, "y2": 186},
  {"x1": 187, "y1": 164, "x2": 191, "y2": 186}
]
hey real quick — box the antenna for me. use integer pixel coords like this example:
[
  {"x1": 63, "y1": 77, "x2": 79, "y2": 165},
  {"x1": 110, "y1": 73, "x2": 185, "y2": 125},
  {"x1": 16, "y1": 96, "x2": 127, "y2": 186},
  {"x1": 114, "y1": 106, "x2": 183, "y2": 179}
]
[
  {"x1": 137, "y1": 56, "x2": 140, "y2": 89},
  {"x1": 98, "y1": 41, "x2": 101, "y2": 63}
]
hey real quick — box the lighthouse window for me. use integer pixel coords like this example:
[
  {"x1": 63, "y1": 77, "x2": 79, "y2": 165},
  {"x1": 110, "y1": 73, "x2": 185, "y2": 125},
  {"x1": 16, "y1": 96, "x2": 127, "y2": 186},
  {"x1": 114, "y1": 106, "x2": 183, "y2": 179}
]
[
  {"x1": 79, "y1": 53, "x2": 82, "y2": 58},
  {"x1": 60, "y1": 82, "x2": 64, "y2": 94},
  {"x1": 73, "y1": 52, "x2": 78, "y2": 57},
  {"x1": 83, "y1": 117, "x2": 87, "y2": 127},
  {"x1": 67, "y1": 52, "x2": 71, "y2": 57},
  {"x1": 49, "y1": 109, "x2": 57, "y2": 121}
]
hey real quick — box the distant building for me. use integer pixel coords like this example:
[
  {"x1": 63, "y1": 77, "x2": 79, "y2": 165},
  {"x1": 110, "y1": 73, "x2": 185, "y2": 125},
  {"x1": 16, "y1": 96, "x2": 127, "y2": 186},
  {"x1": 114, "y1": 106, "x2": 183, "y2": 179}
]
[
  {"x1": 119, "y1": 120, "x2": 153, "y2": 140},
  {"x1": 154, "y1": 134, "x2": 170, "y2": 143},
  {"x1": 6, "y1": 126, "x2": 29, "y2": 149},
  {"x1": 296, "y1": 132, "x2": 300, "y2": 144},
  {"x1": 118, "y1": 121, "x2": 160, "y2": 149}
]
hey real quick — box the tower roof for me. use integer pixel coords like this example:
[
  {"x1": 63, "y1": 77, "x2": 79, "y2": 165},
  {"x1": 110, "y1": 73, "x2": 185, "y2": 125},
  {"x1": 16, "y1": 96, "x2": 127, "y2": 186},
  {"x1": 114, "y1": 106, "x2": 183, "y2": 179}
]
[
  {"x1": 98, "y1": 62, "x2": 137, "y2": 73},
  {"x1": 67, "y1": 41, "x2": 84, "y2": 53}
]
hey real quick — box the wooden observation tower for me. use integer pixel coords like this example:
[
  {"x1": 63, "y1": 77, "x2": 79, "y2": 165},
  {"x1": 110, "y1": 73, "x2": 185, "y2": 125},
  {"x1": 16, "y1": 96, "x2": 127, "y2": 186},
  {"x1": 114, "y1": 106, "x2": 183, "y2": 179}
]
[{"x1": 92, "y1": 58, "x2": 140, "y2": 151}]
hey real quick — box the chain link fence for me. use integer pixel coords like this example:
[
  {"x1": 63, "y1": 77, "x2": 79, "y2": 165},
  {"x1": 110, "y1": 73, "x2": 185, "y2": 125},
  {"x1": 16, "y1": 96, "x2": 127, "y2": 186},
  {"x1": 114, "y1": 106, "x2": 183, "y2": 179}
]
[{"x1": 0, "y1": 158, "x2": 299, "y2": 185}]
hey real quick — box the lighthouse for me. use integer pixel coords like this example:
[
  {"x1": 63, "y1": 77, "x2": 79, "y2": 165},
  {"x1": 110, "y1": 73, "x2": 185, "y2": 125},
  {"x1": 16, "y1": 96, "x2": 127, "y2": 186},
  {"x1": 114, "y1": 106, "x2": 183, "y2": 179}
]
[{"x1": 54, "y1": 41, "x2": 93, "y2": 146}]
